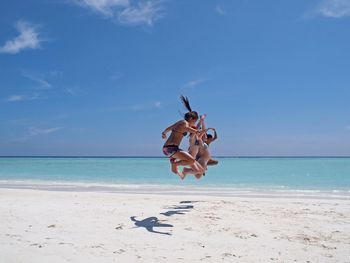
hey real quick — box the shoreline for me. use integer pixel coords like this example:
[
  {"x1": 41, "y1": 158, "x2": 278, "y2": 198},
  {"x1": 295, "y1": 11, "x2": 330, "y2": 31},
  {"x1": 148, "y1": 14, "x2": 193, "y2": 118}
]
[{"x1": 1, "y1": 180, "x2": 349, "y2": 200}]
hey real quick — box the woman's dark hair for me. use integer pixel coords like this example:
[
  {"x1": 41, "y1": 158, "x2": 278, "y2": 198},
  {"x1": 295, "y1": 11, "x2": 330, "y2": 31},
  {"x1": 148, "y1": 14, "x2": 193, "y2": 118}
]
[{"x1": 180, "y1": 95, "x2": 198, "y2": 121}]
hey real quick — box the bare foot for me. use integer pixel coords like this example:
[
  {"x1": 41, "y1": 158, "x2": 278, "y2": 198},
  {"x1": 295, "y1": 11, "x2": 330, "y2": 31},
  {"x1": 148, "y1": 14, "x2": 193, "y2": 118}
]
[
  {"x1": 195, "y1": 173, "x2": 202, "y2": 179},
  {"x1": 177, "y1": 170, "x2": 186, "y2": 180}
]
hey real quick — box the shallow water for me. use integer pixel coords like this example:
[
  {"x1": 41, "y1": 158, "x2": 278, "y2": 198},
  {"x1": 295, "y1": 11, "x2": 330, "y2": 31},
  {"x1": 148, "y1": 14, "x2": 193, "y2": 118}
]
[{"x1": 0, "y1": 157, "x2": 349, "y2": 196}]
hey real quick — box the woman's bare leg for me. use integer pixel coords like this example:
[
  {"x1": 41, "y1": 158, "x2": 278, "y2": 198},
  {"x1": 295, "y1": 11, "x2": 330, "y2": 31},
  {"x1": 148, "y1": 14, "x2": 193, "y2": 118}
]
[
  {"x1": 169, "y1": 158, "x2": 177, "y2": 175},
  {"x1": 170, "y1": 151, "x2": 196, "y2": 179},
  {"x1": 188, "y1": 145, "x2": 199, "y2": 158},
  {"x1": 182, "y1": 161, "x2": 205, "y2": 178},
  {"x1": 197, "y1": 157, "x2": 208, "y2": 172},
  {"x1": 183, "y1": 157, "x2": 208, "y2": 179},
  {"x1": 192, "y1": 161, "x2": 204, "y2": 174}
]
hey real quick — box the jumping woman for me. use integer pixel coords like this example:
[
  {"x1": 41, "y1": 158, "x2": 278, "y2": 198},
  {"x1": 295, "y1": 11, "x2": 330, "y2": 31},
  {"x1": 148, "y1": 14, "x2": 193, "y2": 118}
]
[{"x1": 162, "y1": 96, "x2": 205, "y2": 179}]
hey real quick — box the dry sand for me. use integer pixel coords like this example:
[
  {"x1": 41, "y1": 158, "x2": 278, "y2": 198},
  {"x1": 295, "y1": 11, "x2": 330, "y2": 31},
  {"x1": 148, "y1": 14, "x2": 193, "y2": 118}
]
[{"x1": 1, "y1": 188, "x2": 349, "y2": 262}]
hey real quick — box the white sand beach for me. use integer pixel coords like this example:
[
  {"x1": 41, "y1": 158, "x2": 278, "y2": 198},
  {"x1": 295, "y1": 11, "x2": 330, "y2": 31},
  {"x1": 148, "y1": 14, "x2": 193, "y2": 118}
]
[{"x1": 1, "y1": 188, "x2": 349, "y2": 263}]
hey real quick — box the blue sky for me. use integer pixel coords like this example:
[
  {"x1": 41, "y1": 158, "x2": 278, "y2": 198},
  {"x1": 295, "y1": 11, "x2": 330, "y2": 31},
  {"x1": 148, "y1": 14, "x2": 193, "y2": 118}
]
[{"x1": 0, "y1": 0, "x2": 349, "y2": 156}]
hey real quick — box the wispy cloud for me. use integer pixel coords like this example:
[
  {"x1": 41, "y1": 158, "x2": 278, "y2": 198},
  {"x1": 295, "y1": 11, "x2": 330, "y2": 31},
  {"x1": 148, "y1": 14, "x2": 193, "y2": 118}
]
[
  {"x1": 154, "y1": 101, "x2": 162, "y2": 108},
  {"x1": 5, "y1": 70, "x2": 58, "y2": 103},
  {"x1": 103, "y1": 101, "x2": 162, "y2": 112},
  {"x1": 49, "y1": 70, "x2": 63, "y2": 77},
  {"x1": 12, "y1": 126, "x2": 63, "y2": 142},
  {"x1": 103, "y1": 106, "x2": 125, "y2": 112},
  {"x1": 118, "y1": 1, "x2": 163, "y2": 26},
  {"x1": 5, "y1": 95, "x2": 26, "y2": 102},
  {"x1": 185, "y1": 78, "x2": 206, "y2": 88},
  {"x1": 64, "y1": 87, "x2": 80, "y2": 96},
  {"x1": 132, "y1": 101, "x2": 162, "y2": 111},
  {"x1": 11, "y1": 137, "x2": 30, "y2": 143},
  {"x1": 5, "y1": 94, "x2": 39, "y2": 102},
  {"x1": 72, "y1": 0, "x2": 129, "y2": 16},
  {"x1": 65, "y1": 88, "x2": 76, "y2": 96},
  {"x1": 215, "y1": 5, "x2": 226, "y2": 15},
  {"x1": 71, "y1": 0, "x2": 164, "y2": 26},
  {"x1": 21, "y1": 71, "x2": 52, "y2": 89},
  {"x1": 0, "y1": 20, "x2": 43, "y2": 54},
  {"x1": 9, "y1": 118, "x2": 32, "y2": 125},
  {"x1": 346, "y1": 125, "x2": 350, "y2": 130},
  {"x1": 28, "y1": 127, "x2": 62, "y2": 136},
  {"x1": 314, "y1": 0, "x2": 350, "y2": 18}
]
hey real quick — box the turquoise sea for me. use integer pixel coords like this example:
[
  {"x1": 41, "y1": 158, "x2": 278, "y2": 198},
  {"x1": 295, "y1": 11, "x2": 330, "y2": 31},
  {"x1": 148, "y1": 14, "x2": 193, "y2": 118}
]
[{"x1": 0, "y1": 157, "x2": 349, "y2": 198}]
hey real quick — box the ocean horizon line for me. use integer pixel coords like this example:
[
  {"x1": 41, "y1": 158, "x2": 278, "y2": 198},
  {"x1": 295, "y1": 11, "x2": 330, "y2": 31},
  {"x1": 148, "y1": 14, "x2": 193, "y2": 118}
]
[{"x1": 0, "y1": 155, "x2": 350, "y2": 158}]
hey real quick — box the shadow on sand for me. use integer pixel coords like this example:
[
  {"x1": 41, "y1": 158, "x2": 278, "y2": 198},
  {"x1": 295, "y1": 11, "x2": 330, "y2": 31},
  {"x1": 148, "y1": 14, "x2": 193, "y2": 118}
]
[
  {"x1": 130, "y1": 200, "x2": 200, "y2": 235},
  {"x1": 130, "y1": 216, "x2": 173, "y2": 235},
  {"x1": 160, "y1": 210, "x2": 190, "y2": 216}
]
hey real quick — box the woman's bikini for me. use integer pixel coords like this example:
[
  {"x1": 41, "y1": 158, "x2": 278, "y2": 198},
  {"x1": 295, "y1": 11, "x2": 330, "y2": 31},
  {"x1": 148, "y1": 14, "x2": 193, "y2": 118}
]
[
  {"x1": 172, "y1": 129, "x2": 187, "y2": 137},
  {"x1": 162, "y1": 129, "x2": 188, "y2": 158}
]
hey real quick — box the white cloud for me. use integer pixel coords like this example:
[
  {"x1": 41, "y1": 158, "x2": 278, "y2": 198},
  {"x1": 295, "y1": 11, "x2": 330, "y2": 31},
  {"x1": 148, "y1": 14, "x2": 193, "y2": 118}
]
[
  {"x1": 185, "y1": 78, "x2": 206, "y2": 88},
  {"x1": 12, "y1": 126, "x2": 63, "y2": 142},
  {"x1": 103, "y1": 101, "x2": 162, "y2": 112},
  {"x1": 11, "y1": 137, "x2": 30, "y2": 143},
  {"x1": 5, "y1": 95, "x2": 26, "y2": 102},
  {"x1": 0, "y1": 20, "x2": 43, "y2": 54},
  {"x1": 65, "y1": 88, "x2": 76, "y2": 95},
  {"x1": 315, "y1": 0, "x2": 350, "y2": 18},
  {"x1": 215, "y1": 5, "x2": 226, "y2": 15},
  {"x1": 102, "y1": 106, "x2": 125, "y2": 111},
  {"x1": 49, "y1": 70, "x2": 63, "y2": 77},
  {"x1": 132, "y1": 104, "x2": 145, "y2": 111},
  {"x1": 29, "y1": 127, "x2": 62, "y2": 136},
  {"x1": 64, "y1": 87, "x2": 80, "y2": 96},
  {"x1": 118, "y1": 1, "x2": 163, "y2": 26},
  {"x1": 9, "y1": 118, "x2": 32, "y2": 125},
  {"x1": 71, "y1": 0, "x2": 163, "y2": 26},
  {"x1": 22, "y1": 72, "x2": 52, "y2": 89},
  {"x1": 132, "y1": 101, "x2": 162, "y2": 111},
  {"x1": 5, "y1": 94, "x2": 39, "y2": 102},
  {"x1": 73, "y1": 0, "x2": 129, "y2": 16}
]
